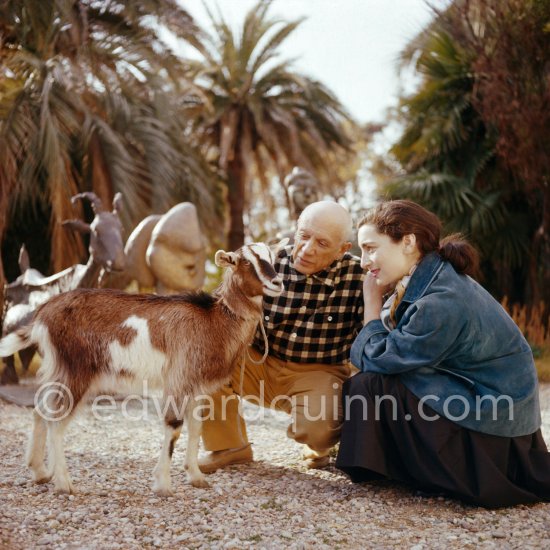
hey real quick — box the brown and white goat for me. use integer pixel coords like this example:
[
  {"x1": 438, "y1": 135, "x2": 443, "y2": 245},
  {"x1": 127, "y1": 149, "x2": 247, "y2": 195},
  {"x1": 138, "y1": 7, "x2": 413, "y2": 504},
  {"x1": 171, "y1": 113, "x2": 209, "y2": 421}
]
[{"x1": 0, "y1": 242, "x2": 284, "y2": 495}]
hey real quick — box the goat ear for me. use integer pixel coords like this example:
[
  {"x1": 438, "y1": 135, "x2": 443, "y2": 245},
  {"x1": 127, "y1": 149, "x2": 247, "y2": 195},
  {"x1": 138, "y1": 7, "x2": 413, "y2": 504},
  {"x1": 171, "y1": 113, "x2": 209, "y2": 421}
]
[
  {"x1": 62, "y1": 219, "x2": 91, "y2": 234},
  {"x1": 112, "y1": 192, "x2": 123, "y2": 215},
  {"x1": 270, "y1": 237, "x2": 289, "y2": 254},
  {"x1": 215, "y1": 250, "x2": 238, "y2": 269}
]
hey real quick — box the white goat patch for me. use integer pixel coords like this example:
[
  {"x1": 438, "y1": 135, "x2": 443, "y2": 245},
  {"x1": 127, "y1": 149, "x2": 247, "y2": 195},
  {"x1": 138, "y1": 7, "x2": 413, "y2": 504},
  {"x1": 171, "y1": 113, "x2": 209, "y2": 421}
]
[
  {"x1": 248, "y1": 242, "x2": 274, "y2": 263},
  {"x1": 108, "y1": 315, "x2": 166, "y2": 386},
  {"x1": 31, "y1": 322, "x2": 58, "y2": 382},
  {"x1": 243, "y1": 244, "x2": 272, "y2": 286},
  {"x1": 243, "y1": 243, "x2": 282, "y2": 298}
]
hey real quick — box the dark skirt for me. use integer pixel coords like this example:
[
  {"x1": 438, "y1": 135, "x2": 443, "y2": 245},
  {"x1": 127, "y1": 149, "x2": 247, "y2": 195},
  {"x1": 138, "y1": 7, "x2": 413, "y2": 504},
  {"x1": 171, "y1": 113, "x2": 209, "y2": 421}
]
[{"x1": 336, "y1": 372, "x2": 550, "y2": 508}]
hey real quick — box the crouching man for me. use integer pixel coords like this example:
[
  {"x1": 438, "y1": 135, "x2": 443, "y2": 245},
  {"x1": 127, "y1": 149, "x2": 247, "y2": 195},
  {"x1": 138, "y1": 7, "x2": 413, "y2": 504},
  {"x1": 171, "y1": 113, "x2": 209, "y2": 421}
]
[{"x1": 200, "y1": 201, "x2": 364, "y2": 472}]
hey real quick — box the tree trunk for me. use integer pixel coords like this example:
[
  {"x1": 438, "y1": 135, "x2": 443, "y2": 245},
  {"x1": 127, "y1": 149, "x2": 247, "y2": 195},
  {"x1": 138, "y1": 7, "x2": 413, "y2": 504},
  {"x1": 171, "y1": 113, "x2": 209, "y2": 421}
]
[{"x1": 226, "y1": 157, "x2": 246, "y2": 251}]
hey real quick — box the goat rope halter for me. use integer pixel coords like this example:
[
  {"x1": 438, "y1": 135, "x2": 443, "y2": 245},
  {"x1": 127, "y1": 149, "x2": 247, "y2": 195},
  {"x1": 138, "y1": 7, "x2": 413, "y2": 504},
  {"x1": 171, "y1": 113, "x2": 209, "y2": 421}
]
[{"x1": 246, "y1": 316, "x2": 269, "y2": 365}]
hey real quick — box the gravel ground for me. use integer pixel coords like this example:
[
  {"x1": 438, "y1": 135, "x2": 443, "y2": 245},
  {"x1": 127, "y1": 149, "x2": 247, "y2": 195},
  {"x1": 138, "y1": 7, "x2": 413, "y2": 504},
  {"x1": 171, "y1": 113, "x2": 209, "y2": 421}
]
[{"x1": 0, "y1": 383, "x2": 549, "y2": 549}]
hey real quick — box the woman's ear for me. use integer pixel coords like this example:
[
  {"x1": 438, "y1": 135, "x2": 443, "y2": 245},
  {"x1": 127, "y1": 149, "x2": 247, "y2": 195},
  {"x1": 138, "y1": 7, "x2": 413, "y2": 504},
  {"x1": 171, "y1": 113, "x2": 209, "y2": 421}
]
[{"x1": 402, "y1": 233, "x2": 417, "y2": 254}]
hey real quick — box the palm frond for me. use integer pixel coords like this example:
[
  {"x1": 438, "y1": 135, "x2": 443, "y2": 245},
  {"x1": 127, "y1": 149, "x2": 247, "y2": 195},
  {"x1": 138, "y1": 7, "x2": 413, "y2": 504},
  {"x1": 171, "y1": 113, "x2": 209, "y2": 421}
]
[{"x1": 0, "y1": 0, "x2": 222, "y2": 274}]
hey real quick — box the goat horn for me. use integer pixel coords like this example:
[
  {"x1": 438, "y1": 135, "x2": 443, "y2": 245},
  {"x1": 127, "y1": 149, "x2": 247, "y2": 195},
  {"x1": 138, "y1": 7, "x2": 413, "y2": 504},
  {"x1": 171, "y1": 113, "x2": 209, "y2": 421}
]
[{"x1": 71, "y1": 192, "x2": 104, "y2": 213}]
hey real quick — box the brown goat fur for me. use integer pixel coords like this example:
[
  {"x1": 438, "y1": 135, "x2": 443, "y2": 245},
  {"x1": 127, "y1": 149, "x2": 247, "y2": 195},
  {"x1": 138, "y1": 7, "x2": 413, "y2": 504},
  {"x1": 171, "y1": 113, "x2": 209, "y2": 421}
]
[{"x1": 0, "y1": 241, "x2": 285, "y2": 495}]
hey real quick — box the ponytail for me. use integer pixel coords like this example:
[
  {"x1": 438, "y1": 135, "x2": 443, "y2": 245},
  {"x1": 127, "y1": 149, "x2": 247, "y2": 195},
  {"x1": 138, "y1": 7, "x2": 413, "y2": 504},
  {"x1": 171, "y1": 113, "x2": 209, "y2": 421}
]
[{"x1": 439, "y1": 234, "x2": 479, "y2": 277}]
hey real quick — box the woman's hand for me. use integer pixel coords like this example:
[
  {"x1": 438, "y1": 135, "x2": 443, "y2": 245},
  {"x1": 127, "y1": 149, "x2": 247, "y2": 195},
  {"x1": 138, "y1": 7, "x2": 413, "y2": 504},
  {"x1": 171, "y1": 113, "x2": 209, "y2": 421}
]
[{"x1": 362, "y1": 272, "x2": 390, "y2": 325}]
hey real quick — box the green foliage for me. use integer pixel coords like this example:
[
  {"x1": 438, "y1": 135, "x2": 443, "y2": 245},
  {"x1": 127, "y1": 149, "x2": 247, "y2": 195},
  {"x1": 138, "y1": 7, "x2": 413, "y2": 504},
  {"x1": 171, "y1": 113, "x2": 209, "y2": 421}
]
[
  {"x1": 0, "y1": 0, "x2": 223, "y2": 275},
  {"x1": 379, "y1": 0, "x2": 548, "y2": 303},
  {"x1": 190, "y1": 0, "x2": 357, "y2": 248}
]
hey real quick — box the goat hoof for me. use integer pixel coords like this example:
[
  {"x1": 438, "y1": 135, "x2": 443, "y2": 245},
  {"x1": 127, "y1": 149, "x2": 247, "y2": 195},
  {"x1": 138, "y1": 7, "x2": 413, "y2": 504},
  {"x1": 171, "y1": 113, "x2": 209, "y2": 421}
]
[
  {"x1": 190, "y1": 477, "x2": 210, "y2": 489},
  {"x1": 54, "y1": 480, "x2": 75, "y2": 495},
  {"x1": 54, "y1": 486, "x2": 74, "y2": 495},
  {"x1": 34, "y1": 475, "x2": 52, "y2": 485},
  {"x1": 154, "y1": 487, "x2": 174, "y2": 497},
  {"x1": 30, "y1": 467, "x2": 52, "y2": 484}
]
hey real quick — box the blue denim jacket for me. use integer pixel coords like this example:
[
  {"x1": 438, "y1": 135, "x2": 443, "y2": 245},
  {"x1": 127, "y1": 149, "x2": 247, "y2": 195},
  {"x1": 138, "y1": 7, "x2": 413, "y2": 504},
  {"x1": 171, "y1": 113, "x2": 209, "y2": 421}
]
[{"x1": 351, "y1": 252, "x2": 541, "y2": 437}]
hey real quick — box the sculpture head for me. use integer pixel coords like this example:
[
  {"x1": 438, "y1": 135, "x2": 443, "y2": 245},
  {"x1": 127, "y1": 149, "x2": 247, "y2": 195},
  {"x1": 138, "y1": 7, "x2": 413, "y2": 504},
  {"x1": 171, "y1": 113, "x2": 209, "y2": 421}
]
[
  {"x1": 285, "y1": 167, "x2": 321, "y2": 219},
  {"x1": 62, "y1": 192, "x2": 126, "y2": 272}
]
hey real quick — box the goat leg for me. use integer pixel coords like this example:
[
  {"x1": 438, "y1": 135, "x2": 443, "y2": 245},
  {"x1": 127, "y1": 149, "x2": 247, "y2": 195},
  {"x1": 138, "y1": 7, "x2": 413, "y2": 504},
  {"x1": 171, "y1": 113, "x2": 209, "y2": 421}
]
[
  {"x1": 47, "y1": 417, "x2": 74, "y2": 494},
  {"x1": 37, "y1": 388, "x2": 77, "y2": 494},
  {"x1": 153, "y1": 414, "x2": 183, "y2": 496},
  {"x1": 184, "y1": 398, "x2": 209, "y2": 488},
  {"x1": 26, "y1": 409, "x2": 52, "y2": 484}
]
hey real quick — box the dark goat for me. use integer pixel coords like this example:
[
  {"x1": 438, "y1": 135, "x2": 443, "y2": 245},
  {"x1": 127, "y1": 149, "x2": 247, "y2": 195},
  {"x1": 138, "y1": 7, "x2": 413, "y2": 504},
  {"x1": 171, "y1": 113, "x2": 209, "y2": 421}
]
[{"x1": 0, "y1": 192, "x2": 125, "y2": 384}]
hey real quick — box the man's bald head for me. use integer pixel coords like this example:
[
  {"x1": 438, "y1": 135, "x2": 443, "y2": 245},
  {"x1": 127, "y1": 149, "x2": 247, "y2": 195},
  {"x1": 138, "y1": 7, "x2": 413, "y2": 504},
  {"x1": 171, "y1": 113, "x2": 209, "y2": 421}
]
[
  {"x1": 293, "y1": 201, "x2": 353, "y2": 275},
  {"x1": 297, "y1": 201, "x2": 353, "y2": 245}
]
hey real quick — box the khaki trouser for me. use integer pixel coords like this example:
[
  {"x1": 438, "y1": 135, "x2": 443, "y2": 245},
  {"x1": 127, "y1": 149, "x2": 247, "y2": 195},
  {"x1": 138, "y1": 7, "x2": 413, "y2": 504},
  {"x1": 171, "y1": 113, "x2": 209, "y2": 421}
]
[{"x1": 201, "y1": 346, "x2": 354, "y2": 453}]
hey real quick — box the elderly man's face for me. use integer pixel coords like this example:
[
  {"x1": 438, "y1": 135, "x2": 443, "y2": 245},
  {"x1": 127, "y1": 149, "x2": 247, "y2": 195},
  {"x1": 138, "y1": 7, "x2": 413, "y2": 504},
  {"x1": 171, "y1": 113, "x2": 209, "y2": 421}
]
[{"x1": 292, "y1": 214, "x2": 350, "y2": 275}]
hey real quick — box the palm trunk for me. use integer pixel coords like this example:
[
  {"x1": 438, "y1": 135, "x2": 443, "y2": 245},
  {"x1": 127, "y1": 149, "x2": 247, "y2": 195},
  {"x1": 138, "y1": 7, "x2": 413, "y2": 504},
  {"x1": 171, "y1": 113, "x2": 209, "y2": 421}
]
[{"x1": 227, "y1": 157, "x2": 246, "y2": 251}]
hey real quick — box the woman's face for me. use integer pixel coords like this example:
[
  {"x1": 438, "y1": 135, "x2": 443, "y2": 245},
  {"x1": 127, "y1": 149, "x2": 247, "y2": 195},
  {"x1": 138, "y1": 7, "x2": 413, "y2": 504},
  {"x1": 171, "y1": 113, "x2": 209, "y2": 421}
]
[{"x1": 358, "y1": 224, "x2": 420, "y2": 286}]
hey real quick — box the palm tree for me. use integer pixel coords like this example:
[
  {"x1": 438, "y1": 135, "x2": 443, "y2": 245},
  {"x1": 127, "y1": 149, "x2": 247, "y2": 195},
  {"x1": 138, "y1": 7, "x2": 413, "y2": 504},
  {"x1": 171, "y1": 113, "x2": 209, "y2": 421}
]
[
  {"x1": 190, "y1": 0, "x2": 356, "y2": 249},
  {"x1": 459, "y1": 0, "x2": 550, "y2": 305},
  {"x1": 381, "y1": 8, "x2": 536, "y2": 302},
  {"x1": 0, "y1": 0, "x2": 222, "y2": 289}
]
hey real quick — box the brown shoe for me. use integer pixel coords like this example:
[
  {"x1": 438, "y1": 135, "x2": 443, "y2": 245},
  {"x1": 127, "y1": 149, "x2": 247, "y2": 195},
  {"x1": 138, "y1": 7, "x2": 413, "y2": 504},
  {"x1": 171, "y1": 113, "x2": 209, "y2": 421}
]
[
  {"x1": 303, "y1": 455, "x2": 331, "y2": 469},
  {"x1": 198, "y1": 444, "x2": 253, "y2": 474},
  {"x1": 301, "y1": 445, "x2": 331, "y2": 470}
]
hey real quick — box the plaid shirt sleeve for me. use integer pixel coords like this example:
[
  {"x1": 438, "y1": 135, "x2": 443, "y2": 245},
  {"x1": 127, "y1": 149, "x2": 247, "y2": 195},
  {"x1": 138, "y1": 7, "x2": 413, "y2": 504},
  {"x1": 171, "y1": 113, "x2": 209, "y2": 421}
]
[{"x1": 254, "y1": 247, "x2": 365, "y2": 364}]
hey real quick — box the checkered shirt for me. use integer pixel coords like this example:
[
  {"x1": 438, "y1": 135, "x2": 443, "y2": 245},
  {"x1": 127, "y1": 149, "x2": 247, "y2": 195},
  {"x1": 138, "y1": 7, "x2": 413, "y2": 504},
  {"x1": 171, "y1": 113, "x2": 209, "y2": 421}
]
[{"x1": 254, "y1": 246, "x2": 365, "y2": 364}]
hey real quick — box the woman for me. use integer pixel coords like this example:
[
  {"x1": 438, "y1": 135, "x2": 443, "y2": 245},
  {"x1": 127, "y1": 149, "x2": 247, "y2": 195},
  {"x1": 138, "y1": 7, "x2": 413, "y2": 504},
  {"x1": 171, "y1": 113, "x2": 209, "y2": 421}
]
[{"x1": 336, "y1": 199, "x2": 550, "y2": 508}]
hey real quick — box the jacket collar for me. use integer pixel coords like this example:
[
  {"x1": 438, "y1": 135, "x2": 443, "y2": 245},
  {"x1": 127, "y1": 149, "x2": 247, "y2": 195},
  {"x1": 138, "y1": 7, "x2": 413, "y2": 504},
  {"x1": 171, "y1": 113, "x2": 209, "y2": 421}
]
[{"x1": 402, "y1": 252, "x2": 445, "y2": 303}]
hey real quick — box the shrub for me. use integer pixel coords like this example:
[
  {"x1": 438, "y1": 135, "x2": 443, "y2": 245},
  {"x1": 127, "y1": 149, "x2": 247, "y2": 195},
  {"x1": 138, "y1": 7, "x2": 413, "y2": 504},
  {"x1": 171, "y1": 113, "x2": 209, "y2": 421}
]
[{"x1": 502, "y1": 297, "x2": 550, "y2": 381}]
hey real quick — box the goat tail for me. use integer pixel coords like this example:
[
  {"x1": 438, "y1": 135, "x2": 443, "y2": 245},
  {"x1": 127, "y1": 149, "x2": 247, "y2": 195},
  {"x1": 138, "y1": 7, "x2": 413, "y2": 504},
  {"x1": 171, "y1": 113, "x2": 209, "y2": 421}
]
[{"x1": 0, "y1": 325, "x2": 33, "y2": 357}]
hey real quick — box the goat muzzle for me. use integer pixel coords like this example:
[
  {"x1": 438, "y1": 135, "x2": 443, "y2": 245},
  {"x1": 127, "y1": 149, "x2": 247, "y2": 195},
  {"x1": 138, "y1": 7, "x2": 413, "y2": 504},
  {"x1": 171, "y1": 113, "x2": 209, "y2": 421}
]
[{"x1": 263, "y1": 277, "x2": 284, "y2": 297}]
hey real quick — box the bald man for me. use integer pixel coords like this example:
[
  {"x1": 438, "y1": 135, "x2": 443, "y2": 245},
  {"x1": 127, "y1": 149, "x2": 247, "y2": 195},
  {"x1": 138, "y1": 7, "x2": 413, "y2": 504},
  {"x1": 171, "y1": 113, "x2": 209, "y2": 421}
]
[{"x1": 199, "y1": 201, "x2": 364, "y2": 471}]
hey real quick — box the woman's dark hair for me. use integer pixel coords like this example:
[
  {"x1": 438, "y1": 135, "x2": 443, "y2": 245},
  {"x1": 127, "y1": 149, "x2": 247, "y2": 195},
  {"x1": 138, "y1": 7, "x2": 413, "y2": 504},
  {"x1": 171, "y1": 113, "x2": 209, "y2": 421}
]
[{"x1": 357, "y1": 200, "x2": 479, "y2": 277}]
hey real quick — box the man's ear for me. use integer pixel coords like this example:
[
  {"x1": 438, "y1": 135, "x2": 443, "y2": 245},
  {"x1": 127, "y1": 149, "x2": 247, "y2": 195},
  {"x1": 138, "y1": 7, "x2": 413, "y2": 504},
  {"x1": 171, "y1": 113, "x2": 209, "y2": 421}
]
[
  {"x1": 339, "y1": 241, "x2": 352, "y2": 257},
  {"x1": 215, "y1": 250, "x2": 238, "y2": 269},
  {"x1": 402, "y1": 233, "x2": 417, "y2": 254}
]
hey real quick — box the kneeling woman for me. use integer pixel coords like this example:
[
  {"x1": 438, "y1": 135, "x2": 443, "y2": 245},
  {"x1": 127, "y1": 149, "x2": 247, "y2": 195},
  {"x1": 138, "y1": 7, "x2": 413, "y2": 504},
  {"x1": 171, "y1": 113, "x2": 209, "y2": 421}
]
[{"x1": 336, "y1": 200, "x2": 550, "y2": 508}]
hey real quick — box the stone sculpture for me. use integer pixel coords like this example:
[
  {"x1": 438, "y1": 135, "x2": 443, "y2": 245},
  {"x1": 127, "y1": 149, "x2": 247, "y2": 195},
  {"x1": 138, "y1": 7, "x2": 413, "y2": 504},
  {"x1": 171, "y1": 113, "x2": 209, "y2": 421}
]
[
  {"x1": 1, "y1": 192, "x2": 125, "y2": 384},
  {"x1": 122, "y1": 202, "x2": 207, "y2": 294}
]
